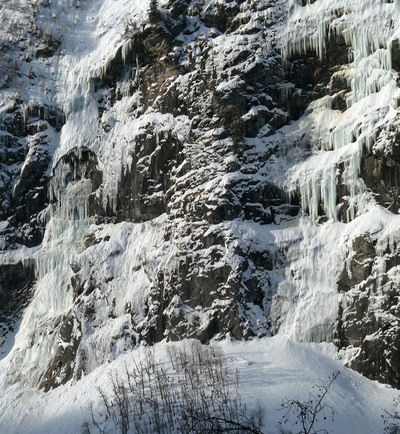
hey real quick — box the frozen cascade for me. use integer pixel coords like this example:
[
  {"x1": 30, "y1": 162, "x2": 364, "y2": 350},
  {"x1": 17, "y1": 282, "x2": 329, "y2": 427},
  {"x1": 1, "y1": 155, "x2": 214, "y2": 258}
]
[
  {"x1": 5, "y1": 82, "x2": 98, "y2": 383},
  {"x1": 270, "y1": 219, "x2": 344, "y2": 343},
  {"x1": 272, "y1": 0, "x2": 400, "y2": 344},
  {"x1": 280, "y1": 0, "x2": 400, "y2": 222},
  {"x1": 1, "y1": 0, "x2": 110, "y2": 385},
  {"x1": 5, "y1": 209, "x2": 91, "y2": 386}
]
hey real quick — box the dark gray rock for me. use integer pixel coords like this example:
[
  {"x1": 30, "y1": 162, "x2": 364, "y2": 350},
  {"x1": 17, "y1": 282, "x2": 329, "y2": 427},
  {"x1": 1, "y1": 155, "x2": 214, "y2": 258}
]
[
  {"x1": 39, "y1": 314, "x2": 82, "y2": 391},
  {"x1": 337, "y1": 234, "x2": 400, "y2": 387},
  {"x1": 115, "y1": 129, "x2": 183, "y2": 222},
  {"x1": 360, "y1": 136, "x2": 400, "y2": 213},
  {"x1": 0, "y1": 262, "x2": 35, "y2": 317},
  {"x1": 0, "y1": 261, "x2": 35, "y2": 348}
]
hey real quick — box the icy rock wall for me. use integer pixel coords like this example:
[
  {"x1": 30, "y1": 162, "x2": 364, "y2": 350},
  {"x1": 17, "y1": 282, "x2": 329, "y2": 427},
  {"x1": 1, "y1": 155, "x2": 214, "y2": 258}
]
[
  {"x1": 1, "y1": 0, "x2": 400, "y2": 390},
  {"x1": 270, "y1": 0, "x2": 400, "y2": 386},
  {"x1": 1, "y1": 0, "x2": 287, "y2": 389},
  {"x1": 279, "y1": 0, "x2": 399, "y2": 223}
]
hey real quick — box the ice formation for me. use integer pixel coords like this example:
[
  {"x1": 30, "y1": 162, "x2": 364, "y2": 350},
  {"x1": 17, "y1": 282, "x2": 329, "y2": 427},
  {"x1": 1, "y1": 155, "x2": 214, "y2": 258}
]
[
  {"x1": 262, "y1": 0, "x2": 400, "y2": 346},
  {"x1": 5, "y1": 213, "x2": 89, "y2": 386},
  {"x1": 280, "y1": 0, "x2": 400, "y2": 221}
]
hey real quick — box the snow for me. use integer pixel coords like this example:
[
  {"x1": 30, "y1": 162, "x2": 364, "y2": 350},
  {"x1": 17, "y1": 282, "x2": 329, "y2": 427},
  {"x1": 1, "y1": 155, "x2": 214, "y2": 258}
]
[{"x1": 0, "y1": 336, "x2": 397, "y2": 434}]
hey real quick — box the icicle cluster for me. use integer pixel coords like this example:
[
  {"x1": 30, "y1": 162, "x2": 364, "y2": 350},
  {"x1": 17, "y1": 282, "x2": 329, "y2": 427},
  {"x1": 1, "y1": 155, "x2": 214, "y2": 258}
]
[
  {"x1": 270, "y1": 0, "x2": 400, "y2": 344},
  {"x1": 280, "y1": 0, "x2": 400, "y2": 223}
]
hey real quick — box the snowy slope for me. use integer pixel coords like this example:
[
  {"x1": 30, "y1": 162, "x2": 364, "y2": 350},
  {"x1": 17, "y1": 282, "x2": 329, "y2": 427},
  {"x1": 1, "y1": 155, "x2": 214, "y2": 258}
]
[{"x1": 0, "y1": 336, "x2": 398, "y2": 434}]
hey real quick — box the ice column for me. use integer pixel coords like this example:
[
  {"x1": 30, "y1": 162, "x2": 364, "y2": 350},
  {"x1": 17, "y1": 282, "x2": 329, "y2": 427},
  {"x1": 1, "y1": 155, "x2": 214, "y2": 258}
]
[
  {"x1": 271, "y1": 220, "x2": 342, "y2": 343},
  {"x1": 6, "y1": 207, "x2": 90, "y2": 386}
]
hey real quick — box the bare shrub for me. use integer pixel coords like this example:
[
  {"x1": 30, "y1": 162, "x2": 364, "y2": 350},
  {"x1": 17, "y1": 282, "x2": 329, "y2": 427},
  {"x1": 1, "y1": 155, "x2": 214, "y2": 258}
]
[
  {"x1": 83, "y1": 342, "x2": 264, "y2": 434},
  {"x1": 382, "y1": 396, "x2": 400, "y2": 434},
  {"x1": 117, "y1": 17, "x2": 138, "y2": 41},
  {"x1": 278, "y1": 371, "x2": 339, "y2": 434}
]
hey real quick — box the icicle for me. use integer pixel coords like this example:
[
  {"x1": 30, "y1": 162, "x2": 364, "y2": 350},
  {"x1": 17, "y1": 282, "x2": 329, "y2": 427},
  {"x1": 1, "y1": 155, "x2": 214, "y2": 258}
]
[
  {"x1": 21, "y1": 104, "x2": 28, "y2": 126},
  {"x1": 280, "y1": 82, "x2": 295, "y2": 101},
  {"x1": 280, "y1": 3, "x2": 339, "y2": 62},
  {"x1": 94, "y1": 58, "x2": 113, "y2": 81},
  {"x1": 122, "y1": 40, "x2": 135, "y2": 64},
  {"x1": 320, "y1": 166, "x2": 337, "y2": 220},
  {"x1": 295, "y1": 165, "x2": 337, "y2": 222},
  {"x1": 300, "y1": 175, "x2": 320, "y2": 221}
]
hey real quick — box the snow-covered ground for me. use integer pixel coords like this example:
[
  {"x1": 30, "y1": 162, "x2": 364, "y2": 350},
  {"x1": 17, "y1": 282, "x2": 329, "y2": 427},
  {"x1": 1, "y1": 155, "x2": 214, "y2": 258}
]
[{"x1": 0, "y1": 336, "x2": 397, "y2": 434}]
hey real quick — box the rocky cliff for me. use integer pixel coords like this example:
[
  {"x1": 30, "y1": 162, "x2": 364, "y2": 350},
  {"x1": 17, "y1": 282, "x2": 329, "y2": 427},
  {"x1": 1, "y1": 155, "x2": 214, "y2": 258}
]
[{"x1": 0, "y1": 0, "x2": 399, "y2": 391}]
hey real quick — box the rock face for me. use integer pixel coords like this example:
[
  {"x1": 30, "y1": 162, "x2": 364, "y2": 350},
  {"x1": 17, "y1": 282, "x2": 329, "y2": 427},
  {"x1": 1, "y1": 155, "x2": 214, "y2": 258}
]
[
  {"x1": 0, "y1": 261, "x2": 35, "y2": 349},
  {"x1": 0, "y1": 0, "x2": 399, "y2": 391},
  {"x1": 337, "y1": 232, "x2": 400, "y2": 388}
]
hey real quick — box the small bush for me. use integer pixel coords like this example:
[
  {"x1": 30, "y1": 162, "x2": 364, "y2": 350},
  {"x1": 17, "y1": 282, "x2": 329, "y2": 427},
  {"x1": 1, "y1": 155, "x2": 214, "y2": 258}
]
[
  {"x1": 148, "y1": 0, "x2": 162, "y2": 25},
  {"x1": 83, "y1": 342, "x2": 264, "y2": 434},
  {"x1": 382, "y1": 396, "x2": 400, "y2": 434},
  {"x1": 278, "y1": 371, "x2": 340, "y2": 434},
  {"x1": 118, "y1": 17, "x2": 138, "y2": 41}
]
